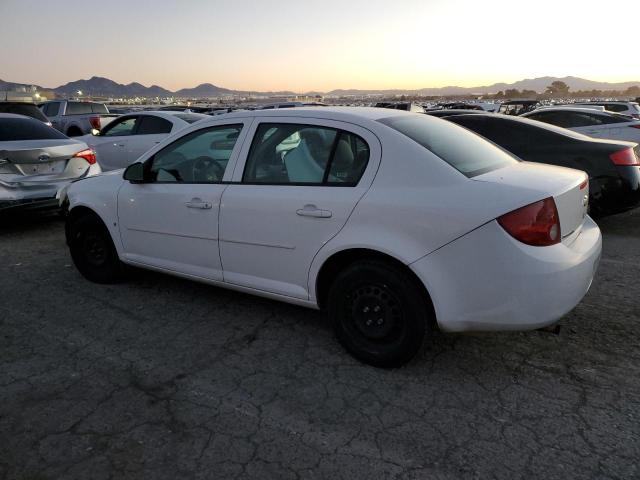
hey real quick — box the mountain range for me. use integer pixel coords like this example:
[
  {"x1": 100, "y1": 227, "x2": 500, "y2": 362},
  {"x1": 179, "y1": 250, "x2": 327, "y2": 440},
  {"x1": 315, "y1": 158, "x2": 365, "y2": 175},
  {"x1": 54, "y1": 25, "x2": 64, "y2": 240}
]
[{"x1": 2, "y1": 75, "x2": 639, "y2": 98}]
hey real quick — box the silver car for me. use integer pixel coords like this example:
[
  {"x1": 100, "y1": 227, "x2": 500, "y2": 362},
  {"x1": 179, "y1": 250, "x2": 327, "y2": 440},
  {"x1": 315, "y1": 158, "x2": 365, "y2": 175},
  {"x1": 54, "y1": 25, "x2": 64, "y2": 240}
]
[{"x1": 0, "y1": 113, "x2": 101, "y2": 211}]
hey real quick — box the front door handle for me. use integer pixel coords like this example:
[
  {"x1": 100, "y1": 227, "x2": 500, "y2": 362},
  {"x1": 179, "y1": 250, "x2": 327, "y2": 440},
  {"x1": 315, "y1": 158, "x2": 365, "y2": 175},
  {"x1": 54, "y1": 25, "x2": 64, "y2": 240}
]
[
  {"x1": 296, "y1": 204, "x2": 332, "y2": 218},
  {"x1": 186, "y1": 198, "x2": 212, "y2": 209}
]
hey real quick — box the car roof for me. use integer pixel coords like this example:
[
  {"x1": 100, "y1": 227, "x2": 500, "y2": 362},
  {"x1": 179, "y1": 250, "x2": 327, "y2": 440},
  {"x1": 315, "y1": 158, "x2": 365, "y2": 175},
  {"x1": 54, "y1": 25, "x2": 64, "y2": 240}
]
[
  {"x1": 201, "y1": 106, "x2": 414, "y2": 124},
  {"x1": 0, "y1": 112, "x2": 37, "y2": 120},
  {"x1": 526, "y1": 107, "x2": 613, "y2": 115}
]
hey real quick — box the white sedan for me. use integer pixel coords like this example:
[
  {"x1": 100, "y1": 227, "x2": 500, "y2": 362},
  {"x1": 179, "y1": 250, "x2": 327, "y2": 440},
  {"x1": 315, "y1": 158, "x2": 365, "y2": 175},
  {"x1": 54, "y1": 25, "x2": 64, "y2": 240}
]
[
  {"x1": 78, "y1": 111, "x2": 208, "y2": 171},
  {"x1": 522, "y1": 107, "x2": 640, "y2": 143},
  {"x1": 64, "y1": 107, "x2": 601, "y2": 367}
]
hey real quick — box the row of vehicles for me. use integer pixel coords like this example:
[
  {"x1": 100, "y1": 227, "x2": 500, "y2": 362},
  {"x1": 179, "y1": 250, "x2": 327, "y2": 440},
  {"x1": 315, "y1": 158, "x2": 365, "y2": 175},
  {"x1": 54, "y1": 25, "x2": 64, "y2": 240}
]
[{"x1": 1, "y1": 100, "x2": 637, "y2": 367}]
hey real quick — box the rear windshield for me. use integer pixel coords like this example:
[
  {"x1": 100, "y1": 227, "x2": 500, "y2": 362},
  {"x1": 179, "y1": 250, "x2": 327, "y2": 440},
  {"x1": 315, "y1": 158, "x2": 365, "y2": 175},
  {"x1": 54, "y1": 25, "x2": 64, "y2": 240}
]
[
  {"x1": 173, "y1": 113, "x2": 208, "y2": 124},
  {"x1": 378, "y1": 115, "x2": 518, "y2": 177},
  {"x1": 0, "y1": 103, "x2": 49, "y2": 122},
  {"x1": 66, "y1": 102, "x2": 108, "y2": 115},
  {"x1": 0, "y1": 117, "x2": 68, "y2": 141}
]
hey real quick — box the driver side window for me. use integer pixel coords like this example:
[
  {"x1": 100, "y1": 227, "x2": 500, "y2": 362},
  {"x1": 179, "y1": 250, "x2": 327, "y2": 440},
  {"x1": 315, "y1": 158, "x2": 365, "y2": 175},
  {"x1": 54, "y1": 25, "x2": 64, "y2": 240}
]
[
  {"x1": 102, "y1": 117, "x2": 138, "y2": 137},
  {"x1": 148, "y1": 124, "x2": 243, "y2": 183}
]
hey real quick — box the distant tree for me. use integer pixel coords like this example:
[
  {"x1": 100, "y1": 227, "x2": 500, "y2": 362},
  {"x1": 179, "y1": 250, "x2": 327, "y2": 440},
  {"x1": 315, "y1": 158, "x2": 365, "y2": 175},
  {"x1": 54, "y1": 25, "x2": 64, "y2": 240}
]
[
  {"x1": 504, "y1": 89, "x2": 520, "y2": 98},
  {"x1": 625, "y1": 86, "x2": 640, "y2": 96},
  {"x1": 545, "y1": 81, "x2": 570, "y2": 96},
  {"x1": 521, "y1": 89, "x2": 538, "y2": 98},
  {"x1": 494, "y1": 91, "x2": 505, "y2": 98}
]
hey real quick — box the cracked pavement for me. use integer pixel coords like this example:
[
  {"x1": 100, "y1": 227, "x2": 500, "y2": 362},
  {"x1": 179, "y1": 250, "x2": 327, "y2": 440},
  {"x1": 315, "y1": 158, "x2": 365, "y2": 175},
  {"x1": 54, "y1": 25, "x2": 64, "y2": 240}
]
[{"x1": 1, "y1": 209, "x2": 639, "y2": 479}]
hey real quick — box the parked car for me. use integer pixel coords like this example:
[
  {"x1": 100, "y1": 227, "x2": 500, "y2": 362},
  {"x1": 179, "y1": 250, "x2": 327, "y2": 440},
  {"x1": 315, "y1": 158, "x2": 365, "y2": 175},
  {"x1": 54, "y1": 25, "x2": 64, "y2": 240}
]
[
  {"x1": 443, "y1": 113, "x2": 640, "y2": 216},
  {"x1": 498, "y1": 100, "x2": 540, "y2": 116},
  {"x1": 0, "y1": 113, "x2": 100, "y2": 211},
  {"x1": 572, "y1": 101, "x2": 640, "y2": 119},
  {"x1": 64, "y1": 107, "x2": 601, "y2": 367},
  {"x1": 0, "y1": 102, "x2": 52, "y2": 126},
  {"x1": 426, "y1": 109, "x2": 487, "y2": 118},
  {"x1": 77, "y1": 111, "x2": 208, "y2": 171},
  {"x1": 521, "y1": 107, "x2": 640, "y2": 143},
  {"x1": 375, "y1": 102, "x2": 425, "y2": 113},
  {"x1": 40, "y1": 100, "x2": 119, "y2": 137}
]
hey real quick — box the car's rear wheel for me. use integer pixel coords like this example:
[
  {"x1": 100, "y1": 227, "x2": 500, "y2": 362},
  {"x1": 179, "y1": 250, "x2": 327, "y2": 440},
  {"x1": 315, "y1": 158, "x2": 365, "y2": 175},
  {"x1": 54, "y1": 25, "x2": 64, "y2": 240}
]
[
  {"x1": 328, "y1": 260, "x2": 429, "y2": 368},
  {"x1": 68, "y1": 213, "x2": 122, "y2": 284},
  {"x1": 66, "y1": 127, "x2": 82, "y2": 137}
]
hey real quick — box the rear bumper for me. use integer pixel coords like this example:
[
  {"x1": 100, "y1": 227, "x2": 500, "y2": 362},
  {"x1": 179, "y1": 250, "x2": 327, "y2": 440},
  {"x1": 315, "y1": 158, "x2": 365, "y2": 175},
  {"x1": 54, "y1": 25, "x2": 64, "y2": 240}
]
[
  {"x1": 0, "y1": 164, "x2": 101, "y2": 211},
  {"x1": 410, "y1": 216, "x2": 602, "y2": 332}
]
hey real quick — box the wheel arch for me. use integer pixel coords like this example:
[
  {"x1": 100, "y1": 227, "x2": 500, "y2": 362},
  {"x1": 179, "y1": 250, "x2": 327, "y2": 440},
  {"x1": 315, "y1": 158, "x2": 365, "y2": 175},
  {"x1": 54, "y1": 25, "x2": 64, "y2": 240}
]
[
  {"x1": 65, "y1": 205, "x2": 110, "y2": 245},
  {"x1": 314, "y1": 247, "x2": 436, "y2": 327}
]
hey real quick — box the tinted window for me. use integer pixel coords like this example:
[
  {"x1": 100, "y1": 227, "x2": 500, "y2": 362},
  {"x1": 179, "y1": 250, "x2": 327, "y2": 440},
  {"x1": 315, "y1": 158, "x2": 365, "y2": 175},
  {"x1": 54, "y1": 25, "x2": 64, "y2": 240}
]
[
  {"x1": 136, "y1": 115, "x2": 172, "y2": 135},
  {"x1": 530, "y1": 111, "x2": 597, "y2": 128},
  {"x1": 243, "y1": 123, "x2": 370, "y2": 185},
  {"x1": 149, "y1": 125, "x2": 243, "y2": 183},
  {"x1": 45, "y1": 102, "x2": 60, "y2": 117},
  {"x1": 379, "y1": 115, "x2": 517, "y2": 177},
  {"x1": 65, "y1": 102, "x2": 92, "y2": 115},
  {"x1": 605, "y1": 104, "x2": 627, "y2": 113},
  {"x1": 0, "y1": 103, "x2": 49, "y2": 122},
  {"x1": 91, "y1": 103, "x2": 109, "y2": 114},
  {"x1": 101, "y1": 117, "x2": 137, "y2": 137},
  {"x1": 0, "y1": 117, "x2": 68, "y2": 141}
]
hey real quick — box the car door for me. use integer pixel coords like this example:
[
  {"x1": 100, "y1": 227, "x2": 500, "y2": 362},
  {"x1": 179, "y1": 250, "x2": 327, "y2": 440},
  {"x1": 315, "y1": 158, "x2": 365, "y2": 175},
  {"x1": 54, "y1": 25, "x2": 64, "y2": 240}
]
[
  {"x1": 43, "y1": 102, "x2": 61, "y2": 130},
  {"x1": 219, "y1": 118, "x2": 381, "y2": 299},
  {"x1": 117, "y1": 121, "x2": 251, "y2": 281},
  {"x1": 124, "y1": 114, "x2": 175, "y2": 163},
  {"x1": 92, "y1": 116, "x2": 139, "y2": 171}
]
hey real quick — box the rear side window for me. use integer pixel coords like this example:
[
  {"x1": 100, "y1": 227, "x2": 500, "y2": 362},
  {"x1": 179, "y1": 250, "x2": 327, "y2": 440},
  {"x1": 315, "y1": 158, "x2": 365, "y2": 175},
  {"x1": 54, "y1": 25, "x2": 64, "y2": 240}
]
[
  {"x1": 379, "y1": 115, "x2": 517, "y2": 177},
  {"x1": 243, "y1": 123, "x2": 370, "y2": 185},
  {"x1": 0, "y1": 118, "x2": 68, "y2": 141},
  {"x1": 0, "y1": 104, "x2": 49, "y2": 122},
  {"x1": 605, "y1": 104, "x2": 627, "y2": 113},
  {"x1": 91, "y1": 103, "x2": 109, "y2": 114},
  {"x1": 66, "y1": 102, "x2": 92, "y2": 115},
  {"x1": 136, "y1": 115, "x2": 172, "y2": 134}
]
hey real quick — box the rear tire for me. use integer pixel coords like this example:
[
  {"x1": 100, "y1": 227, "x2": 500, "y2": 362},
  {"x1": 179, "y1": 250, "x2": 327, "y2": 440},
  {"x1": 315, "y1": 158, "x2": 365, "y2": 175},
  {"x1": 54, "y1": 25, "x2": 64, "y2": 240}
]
[
  {"x1": 68, "y1": 213, "x2": 123, "y2": 284},
  {"x1": 66, "y1": 127, "x2": 83, "y2": 137},
  {"x1": 328, "y1": 260, "x2": 429, "y2": 368}
]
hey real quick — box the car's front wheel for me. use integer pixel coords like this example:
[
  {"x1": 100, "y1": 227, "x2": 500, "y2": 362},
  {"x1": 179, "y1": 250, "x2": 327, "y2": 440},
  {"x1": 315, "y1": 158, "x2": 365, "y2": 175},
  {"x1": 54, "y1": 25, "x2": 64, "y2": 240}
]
[
  {"x1": 328, "y1": 260, "x2": 430, "y2": 368},
  {"x1": 68, "y1": 213, "x2": 123, "y2": 284}
]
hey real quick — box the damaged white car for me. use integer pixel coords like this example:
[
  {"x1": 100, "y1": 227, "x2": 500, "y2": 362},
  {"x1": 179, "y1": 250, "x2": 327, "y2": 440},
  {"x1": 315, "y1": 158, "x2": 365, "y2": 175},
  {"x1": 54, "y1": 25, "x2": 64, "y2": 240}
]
[{"x1": 0, "y1": 113, "x2": 101, "y2": 212}]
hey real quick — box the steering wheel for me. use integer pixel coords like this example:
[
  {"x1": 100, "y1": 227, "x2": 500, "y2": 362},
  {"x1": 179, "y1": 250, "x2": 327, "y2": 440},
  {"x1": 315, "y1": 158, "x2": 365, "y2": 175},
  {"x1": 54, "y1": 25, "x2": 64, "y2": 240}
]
[{"x1": 192, "y1": 156, "x2": 225, "y2": 182}]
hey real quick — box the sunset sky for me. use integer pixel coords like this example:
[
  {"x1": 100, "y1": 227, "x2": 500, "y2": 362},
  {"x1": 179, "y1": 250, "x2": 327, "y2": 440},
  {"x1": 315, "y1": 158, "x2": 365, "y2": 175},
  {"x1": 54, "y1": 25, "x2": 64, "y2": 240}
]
[{"x1": 1, "y1": 0, "x2": 638, "y2": 92}]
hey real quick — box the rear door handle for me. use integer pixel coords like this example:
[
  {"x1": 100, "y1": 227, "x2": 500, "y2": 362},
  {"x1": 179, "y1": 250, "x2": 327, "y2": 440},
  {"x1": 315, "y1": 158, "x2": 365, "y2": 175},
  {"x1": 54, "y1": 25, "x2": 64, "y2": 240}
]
[
  {"x1": 186, "y1": 198, "x2": 212, "y2": 209},
  {"x1": 296, "y1": 204, "x2": 332, "y2": 218}
]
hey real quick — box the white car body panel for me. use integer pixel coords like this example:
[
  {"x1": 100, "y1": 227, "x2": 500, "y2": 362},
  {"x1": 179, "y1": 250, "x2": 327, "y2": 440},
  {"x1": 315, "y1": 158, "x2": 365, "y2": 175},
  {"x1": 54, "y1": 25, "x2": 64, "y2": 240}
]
[{"x1": 66, "y1": 107, "x2": 602, "y2": 332}]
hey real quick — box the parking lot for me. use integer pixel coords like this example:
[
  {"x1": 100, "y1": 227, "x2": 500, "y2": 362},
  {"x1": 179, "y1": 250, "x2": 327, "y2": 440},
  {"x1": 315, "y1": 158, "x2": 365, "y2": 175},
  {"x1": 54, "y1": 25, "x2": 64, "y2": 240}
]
[{"x1": 0, "y1": 209, "x2": 638, "y2": 480}]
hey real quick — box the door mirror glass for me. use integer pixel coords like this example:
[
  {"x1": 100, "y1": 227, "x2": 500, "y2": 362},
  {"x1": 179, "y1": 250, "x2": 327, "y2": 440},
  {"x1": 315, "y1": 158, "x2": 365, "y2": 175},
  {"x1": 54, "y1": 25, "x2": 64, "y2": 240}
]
[{"x1": 123, "y1": 162, "x2": 145, "y2": 183}]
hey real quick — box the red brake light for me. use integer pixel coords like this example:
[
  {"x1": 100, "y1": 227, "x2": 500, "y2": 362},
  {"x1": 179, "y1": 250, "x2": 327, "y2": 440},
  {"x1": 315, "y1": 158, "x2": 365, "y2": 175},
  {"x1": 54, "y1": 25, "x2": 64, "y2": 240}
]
[
  {"x1": 629, "y1": 124, "x2": 640, "y2": 129},
  {"x1": 89, "y1": 116, "x2": 101, "y2": 130},
  {"x1": 73, "y1": 148, "x2": 97, "y2": 165},
  {"x1": 498, "y1": 197, "x2": 561, "y2": 247},
  {"x1": 609, "y1": 147, "x2": 640, "y2": 166}
]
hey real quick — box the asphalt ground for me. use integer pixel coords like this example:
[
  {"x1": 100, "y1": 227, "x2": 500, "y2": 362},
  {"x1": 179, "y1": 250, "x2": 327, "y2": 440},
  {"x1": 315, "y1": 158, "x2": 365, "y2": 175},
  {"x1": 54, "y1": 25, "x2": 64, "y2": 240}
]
[{"x1": 1, "y1": 208, "x2": 639, "y2": 479}]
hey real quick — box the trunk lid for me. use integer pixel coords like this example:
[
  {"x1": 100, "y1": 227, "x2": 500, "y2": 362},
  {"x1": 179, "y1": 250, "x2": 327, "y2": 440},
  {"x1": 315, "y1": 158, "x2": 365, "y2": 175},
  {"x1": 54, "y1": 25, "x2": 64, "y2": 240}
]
[
  {"x1": 473, "y1": 162, "x2": 589, "y2": 242},
  {"x1": 0, "y1": 139, "x2": 85, "y2": 176}
]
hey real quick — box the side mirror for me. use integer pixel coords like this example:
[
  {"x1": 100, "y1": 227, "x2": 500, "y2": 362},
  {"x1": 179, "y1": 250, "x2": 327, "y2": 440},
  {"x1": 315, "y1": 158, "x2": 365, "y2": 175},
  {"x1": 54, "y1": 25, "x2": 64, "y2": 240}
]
[
  {"x1": 123, "y1": 162, "x2": 145, "y2": 183},
  {"x1": 91, "y1": 128, "x2": 100, "y2": 136}
]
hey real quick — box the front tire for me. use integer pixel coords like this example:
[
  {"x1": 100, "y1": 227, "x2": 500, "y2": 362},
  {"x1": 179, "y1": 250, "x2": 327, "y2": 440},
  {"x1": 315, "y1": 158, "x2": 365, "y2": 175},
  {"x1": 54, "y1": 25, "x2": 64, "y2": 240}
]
[
  {"x1": 68, "y1": 214, "x2": 122, "y2": 284},
  {"x1": 328, "y1": 260, "x2": 429, "y2": 368}
]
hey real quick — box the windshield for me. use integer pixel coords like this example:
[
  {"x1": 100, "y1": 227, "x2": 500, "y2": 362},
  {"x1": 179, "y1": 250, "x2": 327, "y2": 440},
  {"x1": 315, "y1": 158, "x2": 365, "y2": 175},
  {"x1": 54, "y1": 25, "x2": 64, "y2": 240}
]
[{"x1": 379, "y1": 115, "x2": 518, "y2": 177}]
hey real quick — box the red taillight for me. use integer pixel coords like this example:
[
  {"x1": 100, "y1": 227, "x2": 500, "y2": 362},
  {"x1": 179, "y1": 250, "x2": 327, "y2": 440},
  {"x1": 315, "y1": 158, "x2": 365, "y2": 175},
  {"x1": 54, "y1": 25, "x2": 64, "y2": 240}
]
[
  {"x1": 73, "y1": 148, "x2": 97, "y2": 165},
  {"x1": 629, "y1": 124, "x2": 640, "y2": 129},
  {"x1": 89, "y1": 116, "x2": 101, "y2": 130},
  {"x1": 609, "y1": 147, "x2": 640, "y2": 166},
  {"x1": 498, "y1": 197, "x2": 561, "y2": 247}
]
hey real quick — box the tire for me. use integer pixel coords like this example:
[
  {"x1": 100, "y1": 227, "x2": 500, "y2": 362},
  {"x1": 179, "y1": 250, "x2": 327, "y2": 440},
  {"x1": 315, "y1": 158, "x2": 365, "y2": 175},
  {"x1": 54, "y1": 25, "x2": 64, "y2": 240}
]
[
  {"x1": 66, "y1": 127, "x2": 82, "y2": 137},
  {"x1": 68, "y1": 213, "x2": 123, "y2": 284},
  {"x1": 328, "y1": 260, "x2": 429, "y2": 368}
]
